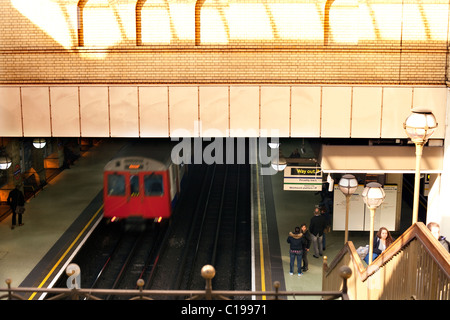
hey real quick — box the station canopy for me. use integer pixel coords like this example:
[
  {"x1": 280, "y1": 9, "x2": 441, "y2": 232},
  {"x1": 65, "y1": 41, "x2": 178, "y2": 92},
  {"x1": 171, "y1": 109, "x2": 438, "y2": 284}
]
[{"x1": 320, "y1": 145, "x2": 443, "y2": 174}]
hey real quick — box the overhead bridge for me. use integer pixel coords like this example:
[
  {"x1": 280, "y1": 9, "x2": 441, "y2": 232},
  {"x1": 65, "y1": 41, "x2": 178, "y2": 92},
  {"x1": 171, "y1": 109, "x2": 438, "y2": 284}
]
[{"x1": 0, "y1": 85, "x2": 446, "y2": 139}]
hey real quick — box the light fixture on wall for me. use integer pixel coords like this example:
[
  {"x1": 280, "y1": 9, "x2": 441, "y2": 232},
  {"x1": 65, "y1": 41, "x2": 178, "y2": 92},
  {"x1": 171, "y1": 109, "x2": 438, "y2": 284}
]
[
  {"x1": 33, "y1": 138, "x2": 46, "y2": 149},
  {"x1": 362, "y1": 182, "x2": 386, "y2": 264},
  {"x1": 326, "y1": 173, "x2": 334, "y2": 192},
  {"x1": 0, "y1": 147, "x2": 12, "y2": 170},
  {"x1": 338, "y1": 174, "x2": 358, "y2": 243},
  {"x1": 271, "y1": 156, "x2": 287, "y2": 171},
  {"x1": 403, "y1": 108, "x2": 437, "y2": 224},
  {"x1": 268, "y1": 142, "x2": 280, "y2": 149}
]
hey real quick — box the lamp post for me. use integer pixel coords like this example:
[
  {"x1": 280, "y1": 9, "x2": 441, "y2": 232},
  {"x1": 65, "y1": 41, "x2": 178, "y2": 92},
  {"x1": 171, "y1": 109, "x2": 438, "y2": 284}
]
[
  {"x1": 403, "y1": 108, "x2": 437, "y2": 224},
  {"x1": 338, "y1": 174, "x2": 358, "y2": 243},
  {"x1": 362, "y1": 182, "x2": 385, "y2": 264}
]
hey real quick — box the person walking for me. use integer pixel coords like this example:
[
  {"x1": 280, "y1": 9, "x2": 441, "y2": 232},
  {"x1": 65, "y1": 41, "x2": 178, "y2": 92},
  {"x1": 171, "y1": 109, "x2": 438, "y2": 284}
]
[
  {"x1": 287, "y1": 226, "x2": 305, "y2": 276},
  {"x1": 7, "y1": 185, "x2": 25, "y2": 230},
  {"x1": 309, "y1": 207, "x2": 327, "y2": 258},
  {"x1": 300, "y1": 223, "x2": 311, "y2": 272}
]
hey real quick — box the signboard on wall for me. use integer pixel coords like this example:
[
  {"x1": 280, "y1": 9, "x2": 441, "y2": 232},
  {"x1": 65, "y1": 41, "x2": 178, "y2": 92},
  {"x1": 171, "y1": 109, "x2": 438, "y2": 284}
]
[
  {"x1": 283, "y1": 166, "x2": 323, "y2": 191},
  {"x1": 333, "y1": 184, "x2": 398, "y2": 231}
]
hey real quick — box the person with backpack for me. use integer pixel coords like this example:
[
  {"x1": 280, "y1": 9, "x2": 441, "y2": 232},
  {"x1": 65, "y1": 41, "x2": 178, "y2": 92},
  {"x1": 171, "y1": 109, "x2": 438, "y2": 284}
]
[{"x1": 287, "y1": 226, "x2": 306, "y2": 276}]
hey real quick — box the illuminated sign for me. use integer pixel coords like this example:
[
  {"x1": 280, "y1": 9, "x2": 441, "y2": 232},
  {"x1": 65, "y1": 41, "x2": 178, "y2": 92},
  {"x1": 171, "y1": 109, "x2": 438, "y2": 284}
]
[
  {"x1": 128, "y1": 164, "x2": 142, "y2": 170},
  {"x1": 290, "y1": 167, "x2": 321, "y2": 176},
  {"x1": 284, "y1": 166, "x2": 322, "y2": 191}
]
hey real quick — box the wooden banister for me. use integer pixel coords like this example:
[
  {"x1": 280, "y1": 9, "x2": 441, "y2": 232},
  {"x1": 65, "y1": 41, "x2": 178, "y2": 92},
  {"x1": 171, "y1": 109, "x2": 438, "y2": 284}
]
[{"x1": 323, "y1": 222, "x2": 450, "y2": 299}]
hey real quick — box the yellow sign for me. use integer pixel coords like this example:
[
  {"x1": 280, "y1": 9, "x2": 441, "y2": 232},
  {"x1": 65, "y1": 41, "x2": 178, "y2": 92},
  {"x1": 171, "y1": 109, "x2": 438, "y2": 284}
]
[{"x1": 284, "y1": 166, "x2": 322, "y2": 191}]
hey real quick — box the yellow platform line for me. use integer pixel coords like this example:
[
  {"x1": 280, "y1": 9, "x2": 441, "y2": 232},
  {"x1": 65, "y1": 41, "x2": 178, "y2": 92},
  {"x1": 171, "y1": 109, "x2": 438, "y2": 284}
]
[
  {"x1": 28, "y1": 205, "x2": 103, "y2": 300},
  {"x1": 256, "y1": 161, "x2": 266, "y2": 300}
]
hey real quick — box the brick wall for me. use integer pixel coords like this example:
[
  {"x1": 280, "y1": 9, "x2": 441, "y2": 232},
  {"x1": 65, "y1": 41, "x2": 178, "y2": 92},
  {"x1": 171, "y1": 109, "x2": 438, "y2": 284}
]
[{"x1": 0, "y1": 0, "x2": 448, "y2": 85}]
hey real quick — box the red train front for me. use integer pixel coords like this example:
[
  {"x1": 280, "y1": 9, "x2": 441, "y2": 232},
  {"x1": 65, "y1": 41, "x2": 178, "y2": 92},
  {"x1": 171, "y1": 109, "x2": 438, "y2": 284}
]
[{"x1": 103, "y1": 141, "x2": 185, "y2": 222}]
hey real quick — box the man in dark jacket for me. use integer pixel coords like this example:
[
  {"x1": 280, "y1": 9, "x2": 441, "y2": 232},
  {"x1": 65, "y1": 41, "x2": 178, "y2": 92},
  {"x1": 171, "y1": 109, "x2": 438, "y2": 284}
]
[
  {"x1": 7, "y1": 185, "x2": 25, "y2": 230},
  {"x1": 309, "y1": 207, "x2": 327, "y2": 258},
  {"x1": 300, "y1": 223, "x2": 311, "y2": 272},
  {"x1": 287, "y1": 226, "x2": 306, "y2": 276}
]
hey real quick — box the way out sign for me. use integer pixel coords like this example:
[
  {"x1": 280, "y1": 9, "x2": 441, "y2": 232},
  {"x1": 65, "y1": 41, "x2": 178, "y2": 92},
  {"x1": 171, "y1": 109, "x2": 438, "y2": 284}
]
[{"x1": 283, "y1": 166, "x2": 323, "y2": 191}]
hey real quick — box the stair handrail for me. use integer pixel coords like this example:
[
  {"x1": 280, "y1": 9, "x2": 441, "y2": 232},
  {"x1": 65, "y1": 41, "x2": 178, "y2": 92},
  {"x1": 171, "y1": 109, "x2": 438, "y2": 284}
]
[{"x1": 324, "y1": 222, "x2": 450, "y2": 284}]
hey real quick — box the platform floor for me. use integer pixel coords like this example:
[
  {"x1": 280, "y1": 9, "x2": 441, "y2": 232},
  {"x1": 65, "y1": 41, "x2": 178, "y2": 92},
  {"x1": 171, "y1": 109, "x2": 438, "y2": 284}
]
[
  {"x1": 266, "y1": 173, "x2": 367, "y2": 299},
  {"x1": 261, "y1": 166, "x2": 412, "y2": 299},
  {"x1": 0, "y1": 139, "x2": 126, "y2": 294}
]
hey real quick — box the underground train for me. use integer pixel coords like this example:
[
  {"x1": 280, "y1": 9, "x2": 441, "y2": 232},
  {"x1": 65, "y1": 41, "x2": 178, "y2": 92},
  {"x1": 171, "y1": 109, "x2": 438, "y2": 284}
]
[{"x1": 103, "y1": 140, "x2": 187, "y2": 222}]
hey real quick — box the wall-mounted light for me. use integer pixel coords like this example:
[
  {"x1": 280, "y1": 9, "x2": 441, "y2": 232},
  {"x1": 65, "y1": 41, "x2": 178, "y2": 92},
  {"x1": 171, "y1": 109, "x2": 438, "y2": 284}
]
[
  {"x1": 33, "y1": 138, "x2": 46, "y2": 149},
  {"x1": 0, "y1": 148, "x2": 12, "y2": 170},
  {"x1": 326, "y1": 173, "x2": 334, "y2": 192},
  {"x1": 271, "y1": 156, "x2": 287, "y2": 171}
]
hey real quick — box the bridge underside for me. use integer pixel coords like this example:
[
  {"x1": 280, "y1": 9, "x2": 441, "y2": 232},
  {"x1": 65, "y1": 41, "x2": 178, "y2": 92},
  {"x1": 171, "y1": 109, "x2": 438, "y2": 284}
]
[{"x1": 0, "y1": 85, "x2": 446, "y2": 139}]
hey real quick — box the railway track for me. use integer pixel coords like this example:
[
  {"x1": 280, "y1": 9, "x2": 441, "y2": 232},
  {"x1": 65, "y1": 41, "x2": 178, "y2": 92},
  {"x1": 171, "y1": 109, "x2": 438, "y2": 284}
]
[
  {"x1": 52, "y1": 161, "x2": 251, "y2": 300},
  {"x1": 148, "y1": 163, "x2": 252, "y2": 298},
  {"x1": 90, "y1": 221, "x2": 168, "y2": 300}
]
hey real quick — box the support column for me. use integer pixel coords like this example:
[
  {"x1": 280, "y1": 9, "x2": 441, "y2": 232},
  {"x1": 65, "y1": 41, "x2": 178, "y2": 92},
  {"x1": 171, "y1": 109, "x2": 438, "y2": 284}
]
[{"x1": 431, "y1": 88, "x2": 450, "y2": 237}]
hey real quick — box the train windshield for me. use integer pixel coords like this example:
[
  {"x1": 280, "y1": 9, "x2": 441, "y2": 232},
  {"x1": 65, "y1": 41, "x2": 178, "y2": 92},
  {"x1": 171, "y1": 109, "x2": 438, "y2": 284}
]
[
  {"x1": 144, "y1": 174, "x2": 163, "y2": 196},
  {"x1": 108, "y1": 174, "x2": 125, "y2": 196},
  {"x1": 130, "y1": 175, "x2": 139, "y2": 196}
]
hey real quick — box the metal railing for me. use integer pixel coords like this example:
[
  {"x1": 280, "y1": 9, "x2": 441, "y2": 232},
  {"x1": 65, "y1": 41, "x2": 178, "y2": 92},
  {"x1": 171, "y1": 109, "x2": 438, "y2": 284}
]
[{"x1": 1, "y1": 264, "x2": 351, "y2": 300}]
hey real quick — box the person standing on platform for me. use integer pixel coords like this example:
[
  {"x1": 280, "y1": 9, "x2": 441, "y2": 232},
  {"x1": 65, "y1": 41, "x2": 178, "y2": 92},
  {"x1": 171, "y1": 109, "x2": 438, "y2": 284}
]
[
  {"x1": 309, "y1": 207, "x2": 327, "y2": 258},
  {"x1": 300, "y1": 223, "x2": 311, "y2": 272},
  {"x1": 7, "y1": 185, "x2": 25, "y2": 230},
  {"x1": 287, "y1": 226, "x2": 305, "y2": 276},
  {"x1": 427, "y1": 222, "x2": 450, "y2": 253},
  {"x1": 320, "y1": 206, "x2": 331, "y2": 251}
]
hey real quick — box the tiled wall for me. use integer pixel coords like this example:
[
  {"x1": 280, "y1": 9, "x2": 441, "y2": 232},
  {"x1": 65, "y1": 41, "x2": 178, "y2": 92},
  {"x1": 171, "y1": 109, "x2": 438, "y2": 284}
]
[{"x1": 0, "y1": 1, "x2": 448, "y2": 85}]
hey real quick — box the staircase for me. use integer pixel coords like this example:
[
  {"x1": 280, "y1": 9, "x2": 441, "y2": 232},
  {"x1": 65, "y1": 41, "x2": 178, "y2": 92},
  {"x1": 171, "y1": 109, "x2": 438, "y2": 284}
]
[{"x1": 322, "y1": 222, "x2": 450, "y2": 300}]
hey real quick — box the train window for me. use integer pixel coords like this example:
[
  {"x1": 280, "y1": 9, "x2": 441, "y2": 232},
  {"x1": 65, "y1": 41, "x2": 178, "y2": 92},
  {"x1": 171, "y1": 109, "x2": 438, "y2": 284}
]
[
  {"x1": 144, "y1": 174, "x2": 163, "y2": 196},
  {"x1": 108, "y1": 174, "x2": 125, "y2": 196},
  {"x1": 130, "y1": 175, "x2": 140, "y2": 197}
]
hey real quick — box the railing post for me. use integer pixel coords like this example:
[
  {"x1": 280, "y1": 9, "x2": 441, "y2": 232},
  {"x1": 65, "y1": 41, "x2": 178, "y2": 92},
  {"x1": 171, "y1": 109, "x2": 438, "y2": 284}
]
[
  {"x1": 322, "y1": 255, "x2": 328, "y2": 290},
  {"x1": 339, "y1": 266, "x2": 352, "y2": 300},
  {"x1": 201, "y1": 265, "x2": 215, "y2": 300},
  {"x1": 69, "y1": 288, "x2": 80, "y2": 300},
  {"x1": 323, "y1": 256, "x2": 328, "y2": 273},
  {"x1": 137, "y1": 279, "x2": 145, "y2": 300},
  {"x1": 6, "y1": 279, "x2": 12, "y2": 300},
  {"x1": 273, "y1": 281, "x2": 280, "y2": 300}
]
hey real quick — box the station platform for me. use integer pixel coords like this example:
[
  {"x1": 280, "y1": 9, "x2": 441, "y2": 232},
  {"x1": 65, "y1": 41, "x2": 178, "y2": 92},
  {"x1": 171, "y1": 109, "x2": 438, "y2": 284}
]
[
  {"x1": 0, "y1": 139, "x2": 126, "y2": 299},
  {"x1": 253, "y1": 169, "x2": 369, "y2": 299},
  {"x1": 251, "y1": 139, "x2": 373, "y2": 300},
  {"x1": 0, "y1": 138, "x2": 377, "y2": 300}
]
